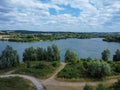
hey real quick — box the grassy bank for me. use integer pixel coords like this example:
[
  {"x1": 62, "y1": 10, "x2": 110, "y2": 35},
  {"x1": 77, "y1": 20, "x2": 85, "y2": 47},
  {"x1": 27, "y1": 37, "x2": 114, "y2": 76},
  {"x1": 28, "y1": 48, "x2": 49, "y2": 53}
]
[
  {"x1": 0, "y1": 77, "x2": 35, "y2": 90},
  {"x1": 14, "y1": 61, "x2": 60, "y2": 79}
]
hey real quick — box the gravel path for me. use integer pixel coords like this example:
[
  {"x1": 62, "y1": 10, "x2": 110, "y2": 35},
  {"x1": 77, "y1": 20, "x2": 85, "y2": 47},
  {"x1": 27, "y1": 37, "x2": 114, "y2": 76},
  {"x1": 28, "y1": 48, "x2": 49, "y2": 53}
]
[{"x1": 0, "y1": 74, "x2": 45, "y2": 90}]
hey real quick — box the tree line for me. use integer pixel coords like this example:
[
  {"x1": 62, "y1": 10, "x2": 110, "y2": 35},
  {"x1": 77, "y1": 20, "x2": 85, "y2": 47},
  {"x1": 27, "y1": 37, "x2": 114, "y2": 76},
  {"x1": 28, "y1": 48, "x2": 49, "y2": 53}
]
[
  {"x1": 58, "y1": 49, "x2": 120, "y2": 79},
  {"x1": 0, "y1": 44, "x2": 60, "y2": 69},
  {"x1": 65, "y1": 49, "x2": 120, "y2": 63},
  {"x1": 0, "y1": 45, "x2": 120, "y2": 69},
  {"x1": 23, "y1": 44, "x2": 60, "y2": 62},
  {"x1": 103, "y1": 35, "x2": 120, "y2": 42}
]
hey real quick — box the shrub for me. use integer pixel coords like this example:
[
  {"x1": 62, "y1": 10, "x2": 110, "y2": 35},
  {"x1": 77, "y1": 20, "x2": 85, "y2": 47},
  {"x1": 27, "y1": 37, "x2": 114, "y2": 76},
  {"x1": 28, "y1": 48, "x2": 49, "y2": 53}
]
[
  {"x1": 96, "y1": 84, "x2": 106, "y2": 90},
  {"x1": 84, "y1": 84, "x2": 93, "y2": 90},
  {"x1": 87, "y1": 61, "x2": 111, "y2": 79}
]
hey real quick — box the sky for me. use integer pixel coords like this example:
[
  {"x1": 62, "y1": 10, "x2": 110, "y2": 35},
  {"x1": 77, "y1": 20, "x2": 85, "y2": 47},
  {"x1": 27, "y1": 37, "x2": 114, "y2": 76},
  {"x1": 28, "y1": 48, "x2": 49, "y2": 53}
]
[{"x1": 0, "y1": 0, "x2": 120, "y2": 32}]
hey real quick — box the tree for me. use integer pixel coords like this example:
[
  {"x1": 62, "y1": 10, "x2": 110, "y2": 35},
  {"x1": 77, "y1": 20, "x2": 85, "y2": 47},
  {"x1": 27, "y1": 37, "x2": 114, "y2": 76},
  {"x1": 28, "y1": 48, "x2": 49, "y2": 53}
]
[
  {"x1": 84, "y1": 84, "x2": 93, "y2": 90},
  {"x1": 23, "y1": 47, "x2": 36, "y2": 62},
  {"x1": 0, "y1": 45, "x2": 19, "y2": 69},
  {"x1": 101, "y1": 49, "x2": 110, "y2": 61},
  {"x1": 47, "y1": 46, "x2": 53, "y2": 61},
  {"x1": 113, "y1": 49, "x2": 120, "y2": 62},
  {"x1": 36, "y1": 47, "x2": 46, "y2": 61},
  {"x1": 87, "y1": 61, "x2": 111, "y2": 79},
  {"x1": 65, "y1": 50, "x2": 78, "y2": 63},
  {"x1": 52, "y1": 44, "x2": 60, "y2": 62}
]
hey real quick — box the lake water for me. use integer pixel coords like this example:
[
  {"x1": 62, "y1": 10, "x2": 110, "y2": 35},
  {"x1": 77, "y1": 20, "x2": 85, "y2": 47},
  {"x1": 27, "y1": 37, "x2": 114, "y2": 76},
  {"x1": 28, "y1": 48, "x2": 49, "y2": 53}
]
[{"x1": 0, "y1": 38, "x2": 120, "y2": 61}]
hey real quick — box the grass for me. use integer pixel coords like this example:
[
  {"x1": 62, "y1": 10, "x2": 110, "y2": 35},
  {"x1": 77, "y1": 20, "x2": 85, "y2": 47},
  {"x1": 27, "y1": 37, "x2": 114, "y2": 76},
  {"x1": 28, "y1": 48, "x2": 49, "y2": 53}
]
[
  {"x1": 0, "y1": 68, "x2": 15, "y2": 75},
  {"x1": 0, "y1": 77, "x2": 35, "y2": 90},
  {"x1": 13, "y1": 61, "x2": 60, "y2": 79}
]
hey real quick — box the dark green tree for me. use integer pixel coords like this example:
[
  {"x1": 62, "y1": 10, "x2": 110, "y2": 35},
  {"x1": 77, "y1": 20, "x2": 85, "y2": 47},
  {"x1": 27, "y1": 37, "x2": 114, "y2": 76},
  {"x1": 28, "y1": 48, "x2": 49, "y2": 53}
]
[
  {"x1": 36, "y1": 47, "x2": 46, "y2": 61},
  {"x1": 0, "y1": 45, "x2": 19, "y2": 69},
  {"x1": 101, "y1": 49, "x2": 110, "y2": 61},
  {"x1": 52, "y1": 44, "x2": 60, "y2": 62},
  {"x1": 23, "y1": 47, "x2": 36, "y2": 62},
  {"x1": 47, "y1": 46, "x2": 53, "y2": 61},
  {"x1": 84, "y1": 84, "x2": 93, "y2": 90},
  {"x1": 113, "y1": 49, "x2": 120, "y2": 62},
  {"x1": 65, "y1": 50, "x2": 78, "y2": 63},
  {"x1": 87, "y1": 61, "x2": 111, "y2": 79}
]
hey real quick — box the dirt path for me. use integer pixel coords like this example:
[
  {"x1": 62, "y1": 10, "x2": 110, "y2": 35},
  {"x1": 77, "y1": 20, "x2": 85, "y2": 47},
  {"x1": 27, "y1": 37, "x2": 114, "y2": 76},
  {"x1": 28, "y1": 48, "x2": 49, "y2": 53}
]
[
  {"x1": 0, "y1": 74, "x2": 45, "y2": 90},
  {"x1": 42, "y1": 62, "x2": 118, "y2": 90}
]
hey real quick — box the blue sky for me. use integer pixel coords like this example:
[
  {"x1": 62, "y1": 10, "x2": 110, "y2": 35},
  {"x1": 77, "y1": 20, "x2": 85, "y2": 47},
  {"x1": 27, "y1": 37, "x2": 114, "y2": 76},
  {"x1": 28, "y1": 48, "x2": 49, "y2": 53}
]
[{"x1": 0, "y1": 0, "x2": 120, "y2": 32}]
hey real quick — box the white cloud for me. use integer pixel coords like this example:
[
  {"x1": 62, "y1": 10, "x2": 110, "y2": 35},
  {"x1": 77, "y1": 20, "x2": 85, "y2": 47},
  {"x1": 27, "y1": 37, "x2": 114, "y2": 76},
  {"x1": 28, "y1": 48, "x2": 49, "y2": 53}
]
[{"x1": 0, "y1": 0, "x2": 119, "y2": 32}]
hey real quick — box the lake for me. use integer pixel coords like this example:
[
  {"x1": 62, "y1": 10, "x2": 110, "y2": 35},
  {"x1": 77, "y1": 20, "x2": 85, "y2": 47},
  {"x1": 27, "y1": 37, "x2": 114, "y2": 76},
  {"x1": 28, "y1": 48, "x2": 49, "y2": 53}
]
[{"x1": 0, "y1": 38, "x2": 120, "y2": 61}]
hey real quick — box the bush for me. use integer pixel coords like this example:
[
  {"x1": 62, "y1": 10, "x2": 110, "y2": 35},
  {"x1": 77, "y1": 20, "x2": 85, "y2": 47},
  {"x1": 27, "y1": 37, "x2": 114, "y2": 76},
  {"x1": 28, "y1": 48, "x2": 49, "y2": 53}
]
[
  {"x1": 14, "y1": 61, "x2": 59, "y2": 78},
  {"x1": 87, "y1": 61, "x2": 111, "y2": 79},
  {"x1": 57, "y1": 61, "x2": 85, "y2": 79},
  {"x1": 84, "y1": 84, "x2": 93, "y2": 90},
  {"x1": 96, "y1": 84, "x2": 106, "y2": 90}
]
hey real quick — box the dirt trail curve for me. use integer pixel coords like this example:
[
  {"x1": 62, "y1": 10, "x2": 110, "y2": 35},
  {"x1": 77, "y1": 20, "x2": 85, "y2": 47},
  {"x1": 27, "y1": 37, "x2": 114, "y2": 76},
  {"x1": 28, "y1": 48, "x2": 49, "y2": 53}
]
[{"x1": 0, "y1": 74, "x2": 45, "y2": 90}]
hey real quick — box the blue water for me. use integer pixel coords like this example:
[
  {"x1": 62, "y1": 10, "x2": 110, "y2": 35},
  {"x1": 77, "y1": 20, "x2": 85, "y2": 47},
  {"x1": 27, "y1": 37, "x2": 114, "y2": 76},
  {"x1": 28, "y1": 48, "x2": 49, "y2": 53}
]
[{"x1": 0, "y1": 38, "x2": 120, "y2": 61}]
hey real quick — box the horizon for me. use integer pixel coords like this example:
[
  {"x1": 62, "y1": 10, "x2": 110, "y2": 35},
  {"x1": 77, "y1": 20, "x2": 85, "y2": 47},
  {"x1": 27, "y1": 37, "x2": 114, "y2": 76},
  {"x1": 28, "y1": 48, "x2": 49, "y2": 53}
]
[
  {"x1": 0, "y1": 0, "x2": 120, "y2": 32},
  {"x1": 1, "y1": 29, "x2": 120, "y2": 33}
]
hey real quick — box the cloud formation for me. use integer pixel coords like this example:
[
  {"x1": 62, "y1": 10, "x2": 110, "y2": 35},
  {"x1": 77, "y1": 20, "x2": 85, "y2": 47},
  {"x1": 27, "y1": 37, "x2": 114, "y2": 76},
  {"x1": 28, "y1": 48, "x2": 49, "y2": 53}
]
[{"x1": 0, "y1": 0, "x2": 120, "y2": 32}]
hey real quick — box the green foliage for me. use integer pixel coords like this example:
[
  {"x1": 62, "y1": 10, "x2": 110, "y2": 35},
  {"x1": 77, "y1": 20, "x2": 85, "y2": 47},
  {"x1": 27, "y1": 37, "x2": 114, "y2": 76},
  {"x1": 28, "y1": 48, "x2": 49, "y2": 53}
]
[
  {"x1": 113, "y1": 49, "x2": 120, "y2": 62},
  {"x1": 65, "y1": 50, "x2": 78, "y2": 63},
  {"x1": 101, "y1": 49, "x2": 110, "y2": 61},
  {"x1": 96, "y1": 84, "x2": 106, "y2": 90},
  {"x1": 57, "y1": 61, "x2": 85, "y2": 79},
  {"x1": 52, "y1": 44, "x2": 60, "y2": 62},
  {"x1": 5, "y1": 32, "x2": 96, "y2": 42},
  {"x1": 103, "y1": 35, "x2": 120, "y2": 42},
  {"x1": 36, "y1": 47, "x2": 46, "y2": 61},
  {"x1": 110, "y1": 62, "x2": 120, "y2": 74},
  {"x1": 84, "y1": 84, "x2": 93, "y2": 90},
  {"x1": 87, "y1": 61, "x2": 111, "y2": 79},
  {"x1": 58, "y1": 60, "x2": 111, "y2": 79},
  {"x1": 23, "y1": 45, "x2": 60, "y2": 62},
  {"x1": 47, "y1": 46, "x2": 53, "y2": 61},
  {"x1": 111, "y1": 79, "x2": 120, "y2": 90},
  {"x1": 0, "y1": 77, "x2": 34, "y2": 90},
  {"x1": 14, "y1": 61, "x2": 60, "y2": 78},
  {"x1": 0, "y1": 45, "x2": 19, "y2": 69},
  {"x1": 23, "y1": 47, "x2": 36, "y2": 62}
]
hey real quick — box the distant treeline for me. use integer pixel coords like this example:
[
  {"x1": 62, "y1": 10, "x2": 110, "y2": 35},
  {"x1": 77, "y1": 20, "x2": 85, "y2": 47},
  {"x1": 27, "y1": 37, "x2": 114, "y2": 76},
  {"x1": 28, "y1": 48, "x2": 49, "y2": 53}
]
[{"x1": 0, "y1": 30, "x2": 120, "y2": 42}]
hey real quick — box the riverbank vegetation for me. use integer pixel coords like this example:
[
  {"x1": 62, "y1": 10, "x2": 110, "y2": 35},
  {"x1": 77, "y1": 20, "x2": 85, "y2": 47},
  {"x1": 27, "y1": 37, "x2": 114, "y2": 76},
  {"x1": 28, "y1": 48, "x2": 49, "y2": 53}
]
[
  {"x1": 0, "y1": 77, "x2": 35, "y2": 90},
  {"x1": 0, "y1": 30, "x2": 120, "y2": 42},
  {"x1": 103, "y1": 35, "x2": 120, "y2": 42},
  {"x1": 0, "y1": 44, "x2": 120, "y2": 90},
  {"x1": 0, "y1": 45, "x2": 60, "y2": 78},
  {"x1": 14, "y1": 44, "x2": 60, "y2": 78},
  {"x1": 57, "y1": 49, "x2": 120, "y2": 80}
]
